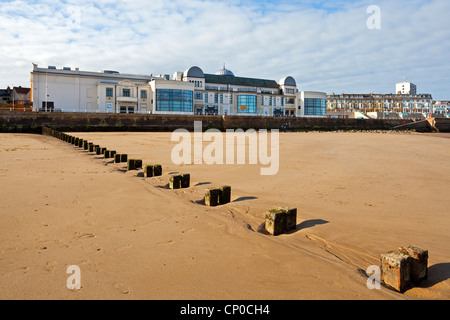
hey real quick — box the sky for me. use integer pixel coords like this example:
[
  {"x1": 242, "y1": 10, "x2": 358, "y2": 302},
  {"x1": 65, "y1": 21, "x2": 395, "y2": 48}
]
[{"x1": 0, "y1": 0, "x2": 449, "y2": 99}]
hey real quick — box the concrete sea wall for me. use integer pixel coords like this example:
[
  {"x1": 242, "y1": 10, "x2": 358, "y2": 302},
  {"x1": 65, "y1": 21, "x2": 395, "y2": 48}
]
[{"x1": 0, "y1": 112, "x2": 427, "y2": 134}]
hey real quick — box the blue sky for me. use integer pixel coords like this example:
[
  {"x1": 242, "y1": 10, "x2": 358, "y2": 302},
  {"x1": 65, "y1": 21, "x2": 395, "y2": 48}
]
[{"x1": 0, "y1": 0, "x2": 449, "y2": 99}]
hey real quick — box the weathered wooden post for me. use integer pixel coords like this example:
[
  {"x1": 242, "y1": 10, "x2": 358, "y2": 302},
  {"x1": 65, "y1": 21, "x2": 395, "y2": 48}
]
[
  {"x1": 89, "y1": 143, "x2": 95, "y2": 152},
  {"x1": 280, "y1": 207, "x2": 297, "y2": 231},
  {"x1": 144, "y1": 165, "x2": 154, "y2": 178},
  {"x1": 114, "y1": 154, "x2": 121, "y2": 163},
  {"x1": 169, "y1": 175, "x2": 182, "y2": 189},
  {"x1": 219, "y1": 186, "x2": 231, "y2": 204},
  {"x1": 101, "y1": 147, "x2": 106, "y2": 155},
  {"x1": 110, "y1": 151, "x2": 116, "y2": 159},
  {"x1": 83, "y1": 141, "x2": 89, "y2": 150},
  {"x1": 127, "y1": 159, "x2": 142, "y2": 171},
  {"x1": 121, "y1": 154, "x2": 128, "y2": 163},
  {"x1": 205, "y1": 188, "x2": 221, "y2": 207},
  {"x1": 153, "y1": 165, "x2": 162, "y2": 177},
  {"x1": 181, "y1": 174, "x2": 191, "y2": 188},
  {"x1": 104, "y1": 150, "x2": 111, "y2": 158},
  {"x1": 95, "y1": 146, "x2": 102, "y2": 155},
  {"x1": 399, "y1": 246, "x2": 428, "y2": 285},
  {"x1": 265, "y1": 209, "x2": 286, "y2": 236},
  {"x1": 380, "y1": 251, "x2": 413, "y2": 293},
  {"x1": 127, "y1": 159, "x2": 136, "y2": 171}
]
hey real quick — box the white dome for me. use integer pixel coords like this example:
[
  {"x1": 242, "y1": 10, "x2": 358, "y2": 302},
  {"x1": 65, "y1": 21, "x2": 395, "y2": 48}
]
[{"x1": 216, "y1": 65, "x2": 234, "y2": 76}]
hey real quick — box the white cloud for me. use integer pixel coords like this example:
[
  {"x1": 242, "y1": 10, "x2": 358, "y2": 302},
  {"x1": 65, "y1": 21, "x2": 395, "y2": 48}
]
[{"x1": 0, "y1": 0, "x2": 449, "y2": 99}]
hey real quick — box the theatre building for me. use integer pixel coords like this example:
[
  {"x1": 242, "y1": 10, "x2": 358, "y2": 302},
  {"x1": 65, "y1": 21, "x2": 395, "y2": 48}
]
[{"x1": 31, "y1": 64, "x2": 301, "y2": 116}]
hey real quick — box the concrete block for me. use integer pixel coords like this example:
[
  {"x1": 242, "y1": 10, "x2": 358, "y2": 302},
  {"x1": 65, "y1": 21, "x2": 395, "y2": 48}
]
[
  {"x1": 380, "y1": 251, "x2": 413, "y2": 293},
  {"x1": 170, "y1": 175, "x2": 182, "y2": 189},
  {"x1": 399, "y1": 246, "x2": 428, "y2": 284},
  {"x1": 153, "y1": 165, "x2": 162, "y2": 177},
  {"x1": 181, "y1": 174, "x2": 191, "y2": 188},
  {"x1": 219, "y1": 186, "x2": 231, "y2": 204},
  {"x1": 265, "y1": 209, "x2": 286, "y2": 236},
  {"x1": 144, "y1": 165, "x2": 154, "y2": 178},
  {"x1": 205, "y1": 188, "x2": 221, "y2": 207}
]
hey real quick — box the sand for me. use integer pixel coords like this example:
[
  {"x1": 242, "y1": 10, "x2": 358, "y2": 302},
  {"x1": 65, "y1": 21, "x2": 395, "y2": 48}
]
[{"x1": 0, "y1": 131, "x2": 449, "y2": 300}]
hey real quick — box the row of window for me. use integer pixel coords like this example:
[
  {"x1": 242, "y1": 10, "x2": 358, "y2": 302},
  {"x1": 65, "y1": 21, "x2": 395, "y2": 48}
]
[{"x1": 106, "y1": 88, "x2": 147, "y2": 99}]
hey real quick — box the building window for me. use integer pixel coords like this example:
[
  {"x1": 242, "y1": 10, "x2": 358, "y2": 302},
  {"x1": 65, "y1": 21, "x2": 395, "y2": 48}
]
[
  {"x1": 237, "y1": 95, "x2": 257, "y2": 114},
  {"x1": 304, "y1": 98, "x2": 326, "y2": 116},
  {"x1": 141, "y1": 90, "x2": 147, "y2": 99},
  {"x1": 156, "y1": 89, "x2": 193, "y2": 112},
  {"x1": 106, "y1": 88, "x2": 113, "y2": 97},
  {"x1": 123, "y1": 89, "x2": 131, "y2": 97},
  {"x1": 214, "y1": 93, "x2": 218, "y2": 104},
  {"x1": 195, "y1": 92, "x2": 203, "y2": 100}
]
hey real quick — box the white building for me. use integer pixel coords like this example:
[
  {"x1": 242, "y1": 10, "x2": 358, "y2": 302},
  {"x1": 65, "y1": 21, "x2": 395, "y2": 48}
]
[
  {"x1": 297, "y1": 91, "x2": 327, "y2": 117},
  {"x1": 30, "y1": 64, "x2": 303, "y2": 117},
  {"x1": 396, "y1": 82, "x2": 417, "y2": 95}
]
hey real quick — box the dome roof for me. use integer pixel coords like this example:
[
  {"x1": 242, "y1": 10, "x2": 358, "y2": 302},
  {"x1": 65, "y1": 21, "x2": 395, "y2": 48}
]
[
  {"x1": 216, "y1": 65, "x2": 234, "y2": 77},
  {"x1": 279, "y1": 76, "x2": 297, "y2": 87},
  {"x1": 184, "y1": 66, "x2": 204, "y2": 78}
]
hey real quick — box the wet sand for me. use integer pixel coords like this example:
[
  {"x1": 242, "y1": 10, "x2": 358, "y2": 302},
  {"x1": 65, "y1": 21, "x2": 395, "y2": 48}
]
[{"x1": 0, "y1": 131, "x2": 449, "y2": 300}]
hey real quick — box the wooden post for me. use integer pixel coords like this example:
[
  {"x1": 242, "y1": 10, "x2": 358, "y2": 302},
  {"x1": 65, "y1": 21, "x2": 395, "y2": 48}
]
[
  {"x1": 170, "y1": 175, "x2": 182, "y2": 189},
  {"x1": 153, "y1": 165, "x2": 162, "y2": 177},
  {"x1": 380, "y1": 251, "x2": 412, "y2": 293},
  {"x1": 104, "y1": 150, "x2": 111, "y2": 159},
  {"x1": 399, "y1": 246, "x2": 428, "y2": 285},
  {"x1": 205, "y1": 188, "x2": 220, "y2": 207},
  {"x1": 265, "y1": 209, "x2": 286, "y2": 236},
  {"x1": 280, "y1": 207, "x2": 297, "y2": 231},
  {"x1": 121, "y1": 154, "x2": 128, "y2": 163},
  {"x1": 114, "y1": 154, "x2": 121, "y2": 163},
  {"x1": 144, "y1": 165, "x2": 154, "y2": 178},
  {"x1": 219, "y1": 186, "x2": 231, "y2": 204},
  {"x1": 181, "y1": 174, "x2": 190, "y2": 188},
  {"x1": 127, "y1": 159, "x2": 136, "y2": 171}
]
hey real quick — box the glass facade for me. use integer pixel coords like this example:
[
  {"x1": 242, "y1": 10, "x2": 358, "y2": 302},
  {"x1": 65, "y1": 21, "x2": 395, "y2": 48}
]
[
  {"x1": 156, "y1": 89, "x2": 193, "y2": 112},
  {"x1": 304, "y1": 98, "x2": 326, "y2": 116},
  {"x1": 237, "y1": 95, "x2": 257, "y2": 114}
]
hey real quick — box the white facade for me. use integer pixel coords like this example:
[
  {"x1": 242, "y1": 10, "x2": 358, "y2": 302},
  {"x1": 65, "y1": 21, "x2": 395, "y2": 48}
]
[
  {"x1": 297, "y1": 91, "x2": 327, "y2": 117},
  {"x1": 396, "y1": 82, "x2": 417, "y2": 95},
  {"x1": 31, "y1": 64, "x2": 300, "y2": 117}
]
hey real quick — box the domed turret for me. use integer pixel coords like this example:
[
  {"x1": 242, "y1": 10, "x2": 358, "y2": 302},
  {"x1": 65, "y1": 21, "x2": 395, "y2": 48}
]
[
  {"x1": 183, "y1": 66, "x2": 204, "y2": 79},
  {"x1": 215, "y1": 64, "x2": 234, "y2": 77},
  {"x1": 279, "y1": 76, "x2": 296, "y2": 87}
]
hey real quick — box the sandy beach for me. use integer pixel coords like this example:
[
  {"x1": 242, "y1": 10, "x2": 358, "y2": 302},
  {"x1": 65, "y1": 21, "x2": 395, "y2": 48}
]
[{"x1": 1, "y1": 131, "x2": 449, "y2": 300}]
